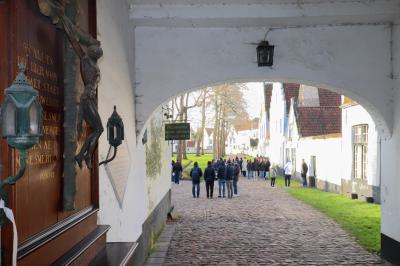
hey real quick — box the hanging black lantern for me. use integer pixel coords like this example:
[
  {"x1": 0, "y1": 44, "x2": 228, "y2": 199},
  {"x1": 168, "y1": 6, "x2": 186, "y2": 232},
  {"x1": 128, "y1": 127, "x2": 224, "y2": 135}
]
[
  {"x1": 100, "y1": 106, "x2": 124, "y2": 165},
  {"x1": 107, "y1": 105, "x2": 124, "y2": 147},
  {"x1": 257, "y1": 41, "x2": 274, "y2": 67}
]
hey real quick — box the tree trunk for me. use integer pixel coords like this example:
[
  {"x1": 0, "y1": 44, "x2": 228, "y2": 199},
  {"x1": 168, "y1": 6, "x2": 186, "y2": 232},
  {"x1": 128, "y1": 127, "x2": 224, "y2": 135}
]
[
  {"x1": 177, "y1": 140, "x2": 183, "y2": 162},
  {"x1": 195, "y1": 133, "x2": 201, "y2": 156},
  {"x1": 217, "y1": 102, "x2": 224, "y2": 159},
  {"x1": 213, "y1": 95, "x2": 219, "y2": 160},
  {"x1": 176, "y1": 95, "x2": 185, "y2": 161},
  {"x1": 198, "y1": 90, "x2": 207, "y2": 156},
  {"x1": 183, "y1": 106, "x2": 188, "y2": 159}
]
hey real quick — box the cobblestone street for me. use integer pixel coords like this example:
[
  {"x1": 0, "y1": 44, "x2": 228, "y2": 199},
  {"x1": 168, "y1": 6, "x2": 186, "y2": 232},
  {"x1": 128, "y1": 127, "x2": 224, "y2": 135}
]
[{"x1": 164, "y1": 179, "x2": 386, "y2": 265}]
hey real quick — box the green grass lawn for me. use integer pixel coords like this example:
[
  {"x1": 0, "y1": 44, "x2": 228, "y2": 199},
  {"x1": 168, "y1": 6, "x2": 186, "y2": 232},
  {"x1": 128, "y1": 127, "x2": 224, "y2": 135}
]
[
  {"x1": 275, "y1": 176, "x2": 381, "y2": 253},
  {"x1": 172, "y1": 153, "x2": 214, "y2": 178}
]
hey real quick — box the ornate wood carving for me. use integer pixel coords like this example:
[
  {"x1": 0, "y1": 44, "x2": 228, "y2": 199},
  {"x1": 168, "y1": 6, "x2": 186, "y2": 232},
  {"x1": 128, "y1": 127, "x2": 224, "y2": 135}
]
[{"x1": 38, "y1": 0, "x2": 103, "y2": 210}]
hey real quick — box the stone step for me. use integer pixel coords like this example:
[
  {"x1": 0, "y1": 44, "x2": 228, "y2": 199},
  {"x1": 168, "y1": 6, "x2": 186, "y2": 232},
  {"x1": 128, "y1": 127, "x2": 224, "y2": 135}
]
[
  {"x1": 89, "y1": 242, "x2": 138, "y2": 266},
  {"x1": 52, "y1": 225, "x2": 110, "y2": 266}
]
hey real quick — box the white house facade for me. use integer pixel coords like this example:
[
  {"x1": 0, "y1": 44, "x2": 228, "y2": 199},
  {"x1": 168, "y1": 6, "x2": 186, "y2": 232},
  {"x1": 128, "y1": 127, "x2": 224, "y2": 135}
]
[
  {"x1": 203, "y1": 128, "x2": 214, "y2": 153},
  {"x1": 258, "y1": 83, "x2": 272, "y2": 157},
  {"x1": 285, "y1": 86, "x2": 343, "y2": 192},
  {"x1": 341, "y1": 96, "x2": 380, "y2": 202},
  {"x1": 226, "y1": 119, "x2": 259, "y2": 156},
  {"x1": 268, "y1": 83, "x2": 284, "y2": 166}
]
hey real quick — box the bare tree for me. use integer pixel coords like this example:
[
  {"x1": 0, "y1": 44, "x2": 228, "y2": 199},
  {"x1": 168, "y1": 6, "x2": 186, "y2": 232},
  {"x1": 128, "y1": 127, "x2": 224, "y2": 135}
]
[
  {"x1": 172, "y1": 84, "x2": 249, "y2": 160},
  {"x1": 195, "y1": 89, "x2": 210, "y2": 156},
  {"x1": 211, "y1": 84, "x2": 249, "y2": 158},
  {"x1": 173, "y1": 92, "x2": 202, "y2": 160}
]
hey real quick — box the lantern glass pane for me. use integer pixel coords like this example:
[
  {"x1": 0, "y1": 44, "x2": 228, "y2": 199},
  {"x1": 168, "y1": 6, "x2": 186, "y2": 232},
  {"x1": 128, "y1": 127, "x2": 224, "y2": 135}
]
[
  {"x1": 114, "y1": 126, "x2": 117, "y2": 140},
  {"x1": 29, "y1": 104, "x2": 39, "y2": 134},
  {"x1": 108, "y1": 125, "x2": 114, "y2": 141},
  {"x1": 117, "y1": 127, "x2": 123, "y2": 140},
  {"x1": 3, "y1": 102, "x2": 16, "y2": 136}
]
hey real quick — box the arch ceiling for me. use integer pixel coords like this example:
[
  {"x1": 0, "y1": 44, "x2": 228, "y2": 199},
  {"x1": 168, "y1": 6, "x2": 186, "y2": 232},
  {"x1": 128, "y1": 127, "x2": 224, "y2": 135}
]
[{"x1": 131, "y1": 0, "x2": 400, "y2": 139}]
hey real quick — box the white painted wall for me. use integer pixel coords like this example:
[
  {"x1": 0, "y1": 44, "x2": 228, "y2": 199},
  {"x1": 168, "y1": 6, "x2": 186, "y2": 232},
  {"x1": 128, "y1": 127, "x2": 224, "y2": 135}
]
[
  {"x1": 130, "y1": 0, "x2": 400, "y2": 252},
  {"x1": 142, "y1": 112, "x2": 172, "y2": 215},
  {"x1": 97, "y1": 0, "x2": 171, "y2": 243},
  {"x1": 380, "y1": 22, "x2": 400, "y2": 244},
  {"x1": 268, "y1": 83, "x2": 286, "y2": 166},
  {"x1": 134, "y1": 25, "x2": 392, "y2": 138},
  {"x1": 97, "y1": 0, "x2": 144, "y2": 242},
  {"x1": 227, "y1": 128, "x2": 258, "y2": 156},
  {"x1": 341, "y1": 103, "x2": 379, "y2": 187},
  {"x1": 296, "y1": 138, "x2": 342, "y2": 185},
  {"x1": 286, "y1": 99, "x2": 342, "y2": 185},
  {"x1": 258, "y1": 104, "x2": 269, "y2": 156}
]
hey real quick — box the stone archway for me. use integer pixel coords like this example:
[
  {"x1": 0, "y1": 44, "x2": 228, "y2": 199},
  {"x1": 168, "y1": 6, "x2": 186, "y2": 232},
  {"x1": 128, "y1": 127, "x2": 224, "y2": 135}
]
[{"x1": 134, "y1": 25, "x2": 393, "y2": 140}]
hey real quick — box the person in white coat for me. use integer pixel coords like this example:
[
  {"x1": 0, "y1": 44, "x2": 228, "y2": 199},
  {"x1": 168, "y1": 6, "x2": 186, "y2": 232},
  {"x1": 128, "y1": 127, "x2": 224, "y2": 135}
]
[
  {"x1": 284, "y1": 161, "x2": 293, "y2": 187},
  {"x1": 242, "y1": 159, "x2": 247, "y2": 177}
]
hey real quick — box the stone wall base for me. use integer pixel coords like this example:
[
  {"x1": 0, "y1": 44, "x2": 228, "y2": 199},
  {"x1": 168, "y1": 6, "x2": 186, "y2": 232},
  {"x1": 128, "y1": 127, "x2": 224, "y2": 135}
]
[
  {"x1": 300, "y1": 176, "x2": 380, "y2": 204},
  {"x1": 315, "y1": 178, "x2": 341, "y2": 194},
  {"x1": 381, "y1": 233, "x2": 400, "y2": 265},
  {"x1": 131, "y1": 189, "x2": 171, "y2": 265},
  {"x1": 341, "y1": 178, "x2": 380, "y2": 203}
]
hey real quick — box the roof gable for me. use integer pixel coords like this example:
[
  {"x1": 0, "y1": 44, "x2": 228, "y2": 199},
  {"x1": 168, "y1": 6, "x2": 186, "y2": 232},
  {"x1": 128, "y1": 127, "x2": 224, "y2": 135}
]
[
  {"x1": 318, "y1": 88, "x2": 341, "y2": 107},
  {"x1": 283, "y1": 83, "x2": 299, "y2": 113},
  {"x1": 295, "y1": 106, "x2": 341, "y2": 137}
]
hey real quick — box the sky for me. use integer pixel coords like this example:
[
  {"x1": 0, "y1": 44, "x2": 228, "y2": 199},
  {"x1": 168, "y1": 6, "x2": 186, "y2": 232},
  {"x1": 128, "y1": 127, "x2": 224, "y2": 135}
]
[{"x1": 242, "y1": 82, "x2": 265, "y2": 119}]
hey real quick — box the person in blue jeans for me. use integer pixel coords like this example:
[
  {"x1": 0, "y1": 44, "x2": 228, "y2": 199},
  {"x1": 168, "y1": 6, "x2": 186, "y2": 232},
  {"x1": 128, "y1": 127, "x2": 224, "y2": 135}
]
[
  {"x1": 225, "y1": 160, "x2": 234, "y2": 199},
  {"x1": 172, "y1": 160, "x2": 183, "y2": 184},
  {"x1": 190, "y1": 162, "x2": 203, "y2": 198},
  {"x1": 301, "y1": 159, "x2": 308, "y2": 188},
  {"x1": 233, "y1": 161, "x2": 241, "y2": 196},
  {"x1": 217, "y1": 159, "x2": 226, "y2": 198}
]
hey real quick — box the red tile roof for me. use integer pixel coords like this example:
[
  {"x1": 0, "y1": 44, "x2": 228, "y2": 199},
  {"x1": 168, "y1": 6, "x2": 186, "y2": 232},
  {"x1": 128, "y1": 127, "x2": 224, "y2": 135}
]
[
  {"x1": 283, "y1": 83, "x2": 299, "y2": 113},
  {"x1": 235, "y1": 118, "x2": 259, "y2": 132},
  {"x1": 186, "y1": 140, "x2": 196, "y2": 147},
  {"x1": 296, "y1": 106, "x2": 341, "y2": 137},
  {"x1": 318, "y1": 88, "x2": 341, "y2": 107}
]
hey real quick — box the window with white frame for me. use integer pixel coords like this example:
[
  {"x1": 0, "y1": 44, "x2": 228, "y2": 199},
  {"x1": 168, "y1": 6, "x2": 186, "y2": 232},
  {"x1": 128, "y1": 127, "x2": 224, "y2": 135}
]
[{"x1": 353, "y1": 124, "x2": 368, "y2": 179}]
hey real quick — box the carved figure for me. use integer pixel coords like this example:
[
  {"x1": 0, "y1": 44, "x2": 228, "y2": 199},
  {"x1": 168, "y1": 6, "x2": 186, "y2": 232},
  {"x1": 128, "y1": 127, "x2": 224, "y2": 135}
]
[{"x1": 38, "y1": 0, "x2": 104, "y2": 169}]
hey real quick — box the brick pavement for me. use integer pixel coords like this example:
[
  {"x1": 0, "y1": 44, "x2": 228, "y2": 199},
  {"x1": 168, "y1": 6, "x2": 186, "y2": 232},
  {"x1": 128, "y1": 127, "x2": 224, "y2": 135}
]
[{"x1": 163, "y1": 179, "x2": 389, "y2": 265}]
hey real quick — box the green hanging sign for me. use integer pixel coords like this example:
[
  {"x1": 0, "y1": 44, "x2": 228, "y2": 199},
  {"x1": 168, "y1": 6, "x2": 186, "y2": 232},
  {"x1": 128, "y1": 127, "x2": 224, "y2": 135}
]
[{"x1": 165, "y1": 123, "x2": 190, "y2": 140}]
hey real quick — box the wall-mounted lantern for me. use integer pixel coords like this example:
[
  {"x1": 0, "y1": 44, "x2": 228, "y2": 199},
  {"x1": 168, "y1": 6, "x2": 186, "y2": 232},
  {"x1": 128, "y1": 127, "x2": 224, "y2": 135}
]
[
  {"x1": 257, "y1": 40, "x2": 274, "y2": 67},
  {"x1": 99, "y1": 106, "x2": 124, "y2": 166},
  {"x1": 0, "y1": 63, "x2": 42, "y2": 220}
]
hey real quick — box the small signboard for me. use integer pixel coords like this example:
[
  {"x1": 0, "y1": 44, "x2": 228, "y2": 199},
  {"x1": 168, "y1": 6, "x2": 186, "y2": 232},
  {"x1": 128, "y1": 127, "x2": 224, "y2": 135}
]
[{"x1": 165, "y1": 123, "x2": 190, "y2": 140}]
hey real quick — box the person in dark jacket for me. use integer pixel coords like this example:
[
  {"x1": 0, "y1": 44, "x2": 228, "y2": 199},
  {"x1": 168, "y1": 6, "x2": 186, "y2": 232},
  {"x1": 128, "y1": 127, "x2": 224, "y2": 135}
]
[
  {"x1": 190, "y1": 162, "x2": 203, "y2": 198},
  {"x1": 301, "y1": 159, "x2": 308, "y2": 188},
  {"x1": 255, "y1": 159, "x2": 260, "y2": 178},
  {"x1": 253, "y1": 159, "x2": 259, "y2": 179},
  {"x1": 265, "y1": 158, "x2": 271, "y2": 180},
  {"x1": 171, "y1": 160, "x2": 175, "y2": 182},
  {"x1": 247, "y1": 160, "x2": 252, "y2": 179},
  {"x1": 204, "y1": 161, "x2": 216, "y2": 198},
  {"x1": 217, "y1": 160, "x2": 226, "y2": 198},
  {"x1": 225, "y1": 160, "x2": 234, "y2": 199},
  {"x1": 172, "y1": 160, "x2": 183, "y2": 184},
  {"x1": 259, "y1": 159, "x2": 266, "y2": 179},
  {"x1": 233, "y1": 161, "x2": 240, "y2": 196}
]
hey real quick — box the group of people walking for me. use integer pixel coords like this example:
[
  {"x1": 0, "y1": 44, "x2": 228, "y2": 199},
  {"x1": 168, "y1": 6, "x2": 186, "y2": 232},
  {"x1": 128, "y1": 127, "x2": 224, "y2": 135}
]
[
  {"x1": 242, "y1": 156, "x2": 271, "y2": 180},
  {"x1": 190, "y1": 158, "x2": 241, "y2": 199},
  {"x1": 172, "y1": 155, "x2": 310, "y2": 199}
]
